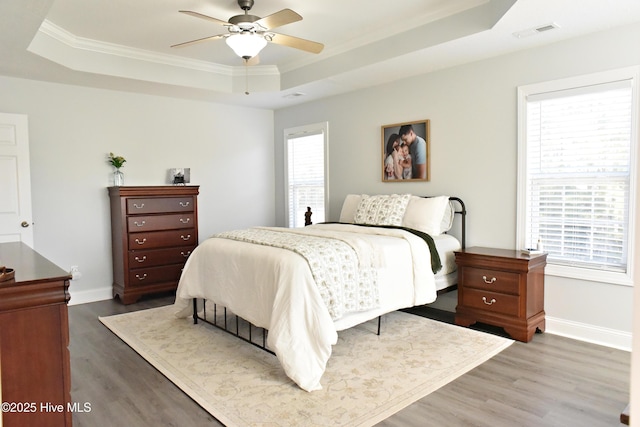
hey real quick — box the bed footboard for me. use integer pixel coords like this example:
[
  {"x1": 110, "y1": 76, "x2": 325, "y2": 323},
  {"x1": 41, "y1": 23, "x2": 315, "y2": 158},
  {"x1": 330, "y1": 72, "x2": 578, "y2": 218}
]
[
  {"x1": 192, "y1": 298, "x2": 274, "y2": 354},
  {"x1": 192, "y1": 298, "x2": 383, "y2": 354}
]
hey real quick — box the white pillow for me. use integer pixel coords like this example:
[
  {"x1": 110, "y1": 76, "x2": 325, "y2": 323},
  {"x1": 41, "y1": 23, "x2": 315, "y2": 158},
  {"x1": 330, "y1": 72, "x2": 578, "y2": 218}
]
[
  {"x1": 440, "y1": 200, "x2": 455, "y2": 234},
  {"x1": 354, "y1": 194, "x2": 411, "y2": 226},
  {"x1": 339, "y1": 194, "x2": 362, "y2": 223},
  {"x1": 402, "y1": 195, "x2": 450, "y2": 235}
]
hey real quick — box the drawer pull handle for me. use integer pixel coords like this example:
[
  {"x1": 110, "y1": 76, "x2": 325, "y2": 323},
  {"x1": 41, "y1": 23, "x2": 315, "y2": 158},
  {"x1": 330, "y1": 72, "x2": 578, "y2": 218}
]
[
  {"x1": 179, "y1": 218, "x2": 190, "y2": 223},
  {"x1": 179, "y1": 201, "x2": 190, "y2": 207},
  {"x1": 135, "y1": 238, "x2": 147, "y2": 245},
  {"x1": 482, "y1": 297, "x2": 497, "y2": 305},
  {"x1": 181, "y1": 251, "x2": 191, "y2": 257},
  {"x1": 181, "y1": 234, "x2": 191, "y2": 241},
  {"x1": 135, "y1": 274, "x2": 148, "y2": 281},
  {"x1": 134, "y1": 256, "x2": 147, "y2": 263},
  {"x1": 134, "y1": 221, "x2": 146, "y2": 227},
  {"x1": 482, "y1": 276, "x2": 497, "y2": 284},
  {"x1": 133, "y1": 203, "x2": 145, "y2": 209}
]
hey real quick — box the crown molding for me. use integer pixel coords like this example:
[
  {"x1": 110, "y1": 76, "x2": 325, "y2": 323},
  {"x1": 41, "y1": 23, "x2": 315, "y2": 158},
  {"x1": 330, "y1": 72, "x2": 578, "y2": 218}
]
[
  {"x1": 29, "y1": 20, "x2": 281, "y2": 93},
  {"x1": 39, "y1": 20, "x2": 233, "y2": 74}
]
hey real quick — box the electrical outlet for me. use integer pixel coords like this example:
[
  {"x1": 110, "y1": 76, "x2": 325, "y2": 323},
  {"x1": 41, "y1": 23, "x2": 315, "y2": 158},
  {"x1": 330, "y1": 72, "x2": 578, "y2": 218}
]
[{"x1": 70, "y1": 266, "x2": 81, "y2": 280}]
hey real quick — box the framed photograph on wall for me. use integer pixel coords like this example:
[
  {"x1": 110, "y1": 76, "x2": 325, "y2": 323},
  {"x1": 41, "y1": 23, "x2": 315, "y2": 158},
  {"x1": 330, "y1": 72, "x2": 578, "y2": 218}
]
[{"x1": 381, "y1": 119, "x2": 430, "y2": 182}]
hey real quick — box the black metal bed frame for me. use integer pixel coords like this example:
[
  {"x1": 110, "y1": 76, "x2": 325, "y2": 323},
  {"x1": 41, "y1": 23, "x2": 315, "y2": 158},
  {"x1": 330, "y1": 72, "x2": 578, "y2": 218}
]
[
  {"x1": 192, "y1": 298, "x2": 275, "y2": 354},
  {"x1": 191, "y1": 195, "x2": 466, "y2": 353},
  {"x1": 192, "y1": 298, "x2": 382, "y2": 354},
  {"x1": 448, "y1": 196, "x2": 467, "y2": 249}
]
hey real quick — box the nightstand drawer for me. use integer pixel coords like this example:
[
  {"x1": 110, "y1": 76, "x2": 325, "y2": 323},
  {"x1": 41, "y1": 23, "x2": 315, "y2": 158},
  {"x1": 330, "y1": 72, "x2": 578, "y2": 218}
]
[
  {"x1": 462, "y1": 266, "x2": 519, "y2": 294},
  {"x1": 461, "y1": 288, "x2": 519, "y2": 316}
]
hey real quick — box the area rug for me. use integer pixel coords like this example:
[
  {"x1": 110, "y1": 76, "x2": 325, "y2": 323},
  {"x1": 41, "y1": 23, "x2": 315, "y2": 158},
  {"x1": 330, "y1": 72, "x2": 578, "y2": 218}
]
[{"x1": 99, "y1": 305, "x2": 512, "y2": 427}]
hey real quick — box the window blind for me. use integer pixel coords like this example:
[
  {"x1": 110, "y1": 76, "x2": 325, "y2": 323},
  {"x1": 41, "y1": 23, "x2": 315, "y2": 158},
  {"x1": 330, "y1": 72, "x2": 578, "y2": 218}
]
[
  {"x1": 525, "y1": 80, "x2": 633, "y2": 272},
  {"x1": 286, "y1": 132, "x2": 325, "y2": 227}
]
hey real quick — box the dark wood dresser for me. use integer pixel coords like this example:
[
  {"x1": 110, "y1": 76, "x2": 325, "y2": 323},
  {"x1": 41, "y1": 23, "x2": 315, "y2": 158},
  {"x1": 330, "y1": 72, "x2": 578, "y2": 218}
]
[
  {"x1": 454, "y1": 246, "x2": 547, "y2": 342},
  {"x1": 108, "y1": 186, "x2": 199, "y2": 304},
  {"x1": 0, "y1": 242, "x2": 72, "y2": 427}
]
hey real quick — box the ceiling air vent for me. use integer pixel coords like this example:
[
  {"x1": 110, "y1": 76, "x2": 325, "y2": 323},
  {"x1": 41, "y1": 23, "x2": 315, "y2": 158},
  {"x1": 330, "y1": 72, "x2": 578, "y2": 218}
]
[
  {"x1": 535, "y1": 23, "x2": 559, "y2": 33},
  {"x1": 513, "y1": 22, "x2": 560, "y2": 39},
  {"x1": 284, "y1": 92, "x2": 306, "y2": 99}
]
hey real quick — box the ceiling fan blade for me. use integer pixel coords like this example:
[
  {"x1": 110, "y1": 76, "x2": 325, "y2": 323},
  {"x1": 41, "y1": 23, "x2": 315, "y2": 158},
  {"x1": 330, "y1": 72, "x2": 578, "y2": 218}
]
[
  {"x1": 255, "y1": 9, "x2": 301, "y2": 30},
  {"x1": 171, "y1": 34, "x2": 226, "y2": 48},
  {"x1": 268, "y1": 33, "x2": 324, "y2": 54},
  {"x1": 179, "y1": 10, "x2": 230, "y2": 27}
]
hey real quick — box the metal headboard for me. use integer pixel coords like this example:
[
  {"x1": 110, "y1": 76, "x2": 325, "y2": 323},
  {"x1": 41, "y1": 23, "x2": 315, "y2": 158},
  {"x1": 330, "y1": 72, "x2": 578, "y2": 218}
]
[
  {"x1": 447, "y1": 196, "x2": 466, "y2": 250},
  {"x1": 305, "y1": 195, "x2": 467, "y2": 249}
]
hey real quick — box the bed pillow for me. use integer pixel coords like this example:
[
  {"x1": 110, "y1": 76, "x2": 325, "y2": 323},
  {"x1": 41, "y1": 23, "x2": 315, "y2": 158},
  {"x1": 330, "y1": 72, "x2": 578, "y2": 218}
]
[
  {"x1": 339, "y1": 194, "x2": 362, "y2": 223},
  {"x1": 402, "y1": 195, "x2": 450, "y2": 236},
  {"x1": 440, "y1": 200, "x2": 455, "y2": 234},
  {"x1": 354, "y1": 194, "x2": 411, "y2": 226}
]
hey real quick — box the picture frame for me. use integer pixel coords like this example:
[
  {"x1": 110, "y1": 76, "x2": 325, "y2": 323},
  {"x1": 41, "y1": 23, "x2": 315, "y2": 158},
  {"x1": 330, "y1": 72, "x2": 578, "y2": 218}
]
[
  {"x1": 168, "y1": 168, "x2": 190, "y2": 185},
  {"x1": 381, "y1": 119, "x2": 430, "y2": 182}
]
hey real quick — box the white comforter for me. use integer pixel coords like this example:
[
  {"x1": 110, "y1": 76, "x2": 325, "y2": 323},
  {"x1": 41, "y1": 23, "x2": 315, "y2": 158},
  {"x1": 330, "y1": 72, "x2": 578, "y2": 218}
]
[{"x1": 173, "y1": 223, "x2": 437, "y2": 391}]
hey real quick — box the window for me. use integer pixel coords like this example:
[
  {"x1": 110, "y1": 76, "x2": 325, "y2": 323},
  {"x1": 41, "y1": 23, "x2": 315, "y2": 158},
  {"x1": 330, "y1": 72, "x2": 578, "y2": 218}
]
[
  {"x1": 517, "y1": 67, "x2": 639, "y2": 285},
  {"x1": 284, "y1": 122, "x2": 328, "y2": 228}
]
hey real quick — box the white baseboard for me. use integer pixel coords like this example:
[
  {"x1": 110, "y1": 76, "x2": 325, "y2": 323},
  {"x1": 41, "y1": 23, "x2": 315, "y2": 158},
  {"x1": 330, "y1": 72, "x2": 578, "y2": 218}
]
[
  {"x1": 68, "y1": 284, "x2": 112, "y2": 306},
  {"x1": 65, "y1": 287, "x2": 632, "y2": 351},
  {"x1": 545, "y1": 316, "x2": 631, "y2": 352}
]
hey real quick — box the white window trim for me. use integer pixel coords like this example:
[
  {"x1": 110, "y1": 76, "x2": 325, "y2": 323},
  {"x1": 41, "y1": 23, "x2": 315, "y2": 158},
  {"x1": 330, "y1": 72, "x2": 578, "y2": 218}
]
[
  {"x1": 516, "y1": 66, "x2": 640, "y2": 286},
  {"x1": 283, "y1": 122, "x2": 329, "y2": 228}
]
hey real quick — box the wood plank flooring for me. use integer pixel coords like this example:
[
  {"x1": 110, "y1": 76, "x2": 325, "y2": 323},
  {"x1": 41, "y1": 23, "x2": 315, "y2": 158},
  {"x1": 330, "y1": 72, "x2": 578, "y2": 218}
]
[{"x1": 69, "y1": 294, "x2": 630, "y2": 426}]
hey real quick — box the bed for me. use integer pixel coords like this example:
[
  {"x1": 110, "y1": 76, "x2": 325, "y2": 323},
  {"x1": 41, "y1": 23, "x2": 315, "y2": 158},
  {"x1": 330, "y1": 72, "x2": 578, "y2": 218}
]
[{"x1": 173, "y1": 194, "x2": 466, "y2": 391}]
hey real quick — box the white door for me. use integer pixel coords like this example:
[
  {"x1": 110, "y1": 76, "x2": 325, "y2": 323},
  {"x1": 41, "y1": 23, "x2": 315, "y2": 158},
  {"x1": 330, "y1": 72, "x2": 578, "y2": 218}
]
[{"x1": 0, "y1": 113, "x2": 33, "y2": 246}]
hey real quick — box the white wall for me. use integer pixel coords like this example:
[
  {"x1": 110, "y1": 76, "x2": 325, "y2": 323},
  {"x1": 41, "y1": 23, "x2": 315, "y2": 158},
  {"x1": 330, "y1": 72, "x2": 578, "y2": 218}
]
[
  {"x1": 0, "y1": 76, "x2": 275, "y2": 304},
  {"x1": 274, "y1": 22, "x2": 640, "y2": 349}
]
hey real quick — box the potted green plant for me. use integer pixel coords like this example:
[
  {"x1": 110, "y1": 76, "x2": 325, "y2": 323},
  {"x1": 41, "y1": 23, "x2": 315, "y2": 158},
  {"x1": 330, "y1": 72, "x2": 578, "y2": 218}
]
[{"x1": 108, "y1": 152, "x2": 127, "y2": 186}]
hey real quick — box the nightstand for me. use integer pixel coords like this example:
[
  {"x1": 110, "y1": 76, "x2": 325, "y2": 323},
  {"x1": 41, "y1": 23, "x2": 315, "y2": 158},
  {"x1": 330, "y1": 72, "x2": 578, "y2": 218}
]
[{"x1": 454, "y1": 247, "x2": 547, "y2": 342}]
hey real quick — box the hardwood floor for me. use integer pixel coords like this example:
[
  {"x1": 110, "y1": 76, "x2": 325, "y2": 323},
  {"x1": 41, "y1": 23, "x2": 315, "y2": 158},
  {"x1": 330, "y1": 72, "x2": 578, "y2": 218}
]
[{"x1": 69, "y1": 294, "x2": 630, "y2": 426}]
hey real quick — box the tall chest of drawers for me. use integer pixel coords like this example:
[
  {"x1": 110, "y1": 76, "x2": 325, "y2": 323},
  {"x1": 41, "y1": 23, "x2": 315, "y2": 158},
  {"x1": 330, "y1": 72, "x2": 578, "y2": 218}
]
[
  {"x1": 108, "y1": 186, "x2": 199, "y2": 304},
  {"x1": 454, "y1": 247, "x2": 547, "y2": 342}
]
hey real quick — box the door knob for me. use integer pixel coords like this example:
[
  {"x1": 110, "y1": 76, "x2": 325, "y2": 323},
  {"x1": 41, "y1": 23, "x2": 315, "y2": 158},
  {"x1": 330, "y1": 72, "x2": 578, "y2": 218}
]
[{"x1": 21, "y1": 221, "x2": 30, "y2": 228}]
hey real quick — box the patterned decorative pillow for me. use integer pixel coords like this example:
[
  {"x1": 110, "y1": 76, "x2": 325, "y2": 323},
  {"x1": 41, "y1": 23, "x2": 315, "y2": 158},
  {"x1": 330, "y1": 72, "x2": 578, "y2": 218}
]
[{"x1": 354, "y1": 194, "x2": 411, "y2": 226}]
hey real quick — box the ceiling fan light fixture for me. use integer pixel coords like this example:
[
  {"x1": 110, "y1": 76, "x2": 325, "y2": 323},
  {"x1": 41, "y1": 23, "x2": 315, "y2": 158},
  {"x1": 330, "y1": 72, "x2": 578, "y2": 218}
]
[{"x1": 226, "y1": 33, "x2": 267, "y2": 59}]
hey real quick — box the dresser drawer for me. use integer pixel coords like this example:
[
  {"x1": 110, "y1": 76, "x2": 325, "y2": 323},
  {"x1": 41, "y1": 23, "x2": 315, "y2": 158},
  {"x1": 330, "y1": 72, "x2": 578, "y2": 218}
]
[
  {"x1": 128, "y1": 229, "x2": 196, "y2": 250},
  {"x1": 461, "y1": 288, "x2": 519, "y2": 317},
  {"x1": 461, "y1": 266, "x2": 520, "y2": 294},
  {"x1": 127, "y1": 213, "x2": 194, "y2": 232},
  {"x1": 128, "y1": 246, "x2": 195, "y2": 268},
  {"x1": 128, "y1": 264, "x2": 184, "y2": 287},
  {"x1": 127, "y1": 197, "x2": 195, "y2": 214}
]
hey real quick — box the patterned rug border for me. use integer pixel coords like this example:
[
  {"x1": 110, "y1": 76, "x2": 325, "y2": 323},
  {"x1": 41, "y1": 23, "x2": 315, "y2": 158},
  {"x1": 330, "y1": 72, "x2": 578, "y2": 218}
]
[{"x1": 100, "y1": 305, "x2": 513, "y2": 427}]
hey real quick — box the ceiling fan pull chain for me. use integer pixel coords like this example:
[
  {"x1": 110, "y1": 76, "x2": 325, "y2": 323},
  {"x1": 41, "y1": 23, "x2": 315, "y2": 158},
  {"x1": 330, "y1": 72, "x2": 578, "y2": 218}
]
[{"x1": 245, "y1": 59, "x2": 250, "y2": 95}]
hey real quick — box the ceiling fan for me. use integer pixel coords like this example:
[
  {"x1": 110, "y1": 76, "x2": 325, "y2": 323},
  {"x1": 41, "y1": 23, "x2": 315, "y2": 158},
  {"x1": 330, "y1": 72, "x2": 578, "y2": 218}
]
[{"x1": 171, "y1": 0, "x2": 324, "y2": 62}]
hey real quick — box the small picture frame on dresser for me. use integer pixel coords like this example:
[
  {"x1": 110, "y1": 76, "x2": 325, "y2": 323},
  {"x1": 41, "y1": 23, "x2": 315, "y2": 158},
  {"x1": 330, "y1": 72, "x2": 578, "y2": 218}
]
[{"x1": 169, "y1": 168, "x2": 190, "y2": 185}]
